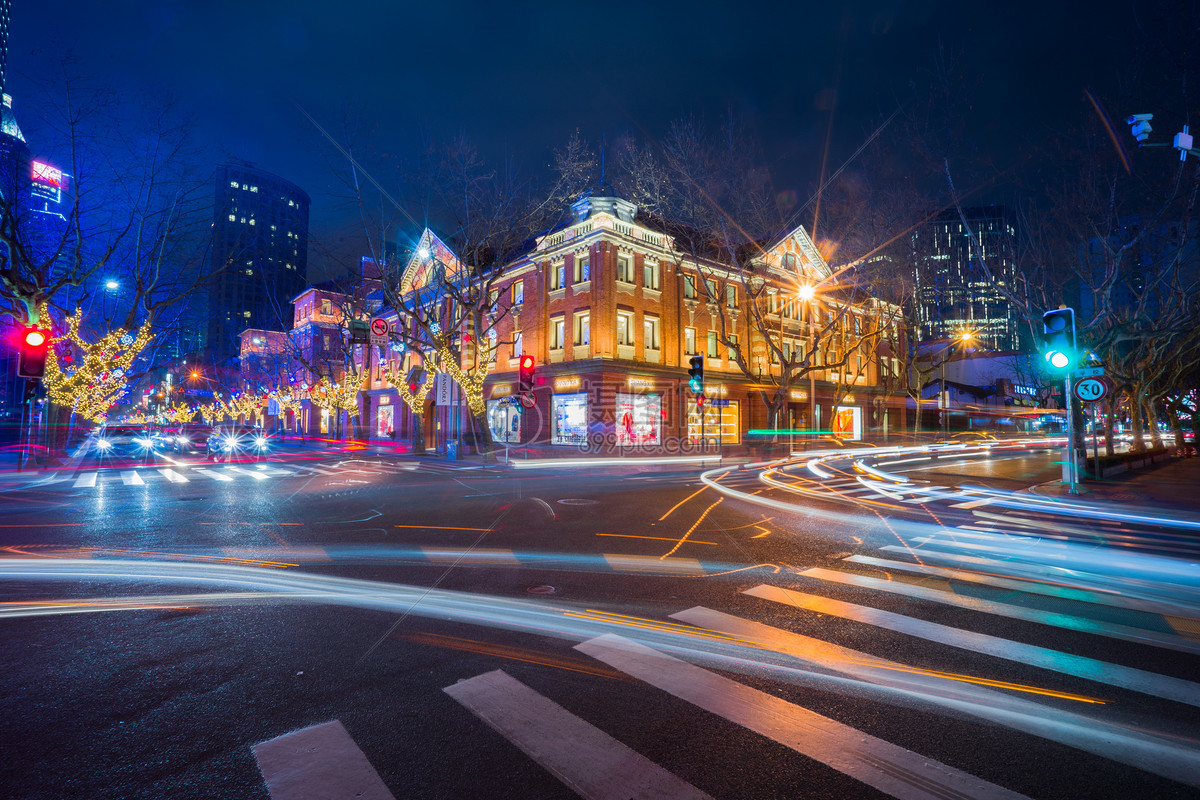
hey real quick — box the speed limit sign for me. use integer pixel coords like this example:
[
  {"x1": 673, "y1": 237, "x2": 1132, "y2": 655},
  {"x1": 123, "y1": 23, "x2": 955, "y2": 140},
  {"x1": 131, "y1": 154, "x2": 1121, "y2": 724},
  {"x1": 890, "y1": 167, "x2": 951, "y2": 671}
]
[{"x1": 1073, "y1": 376, "x2": 1108, "y2": 403}]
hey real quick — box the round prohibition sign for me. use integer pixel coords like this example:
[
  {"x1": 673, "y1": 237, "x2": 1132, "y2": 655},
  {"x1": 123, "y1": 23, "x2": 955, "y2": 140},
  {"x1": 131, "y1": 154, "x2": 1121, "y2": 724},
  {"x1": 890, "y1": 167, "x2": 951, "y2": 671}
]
[
  {"x1": 369, "y1": 318, "x2": 389, "y2": 337},
  {"x1": 1073, "y1": 376, "x2": 1108, "y2": 403}
]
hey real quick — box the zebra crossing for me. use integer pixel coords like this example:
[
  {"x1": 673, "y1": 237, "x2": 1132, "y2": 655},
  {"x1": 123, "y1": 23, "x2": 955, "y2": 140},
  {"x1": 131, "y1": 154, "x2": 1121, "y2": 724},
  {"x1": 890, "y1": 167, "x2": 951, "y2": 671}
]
[
  {"x1": 436, "y1": 546, "x2": 1200, "y2": 798},
  {"x1": 61, "y1": 458, "x2": 466, "y2": 490}
]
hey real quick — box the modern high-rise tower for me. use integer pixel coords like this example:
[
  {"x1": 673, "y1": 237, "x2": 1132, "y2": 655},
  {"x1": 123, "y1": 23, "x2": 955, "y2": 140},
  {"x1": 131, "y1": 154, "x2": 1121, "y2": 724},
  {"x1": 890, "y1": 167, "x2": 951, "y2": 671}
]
[
  {"x1": 205, "y1": 163, "x2": 310, "y2": 367},
  {"x1": 912, "y1": 206, "x2": 1022, "y2": 352}
]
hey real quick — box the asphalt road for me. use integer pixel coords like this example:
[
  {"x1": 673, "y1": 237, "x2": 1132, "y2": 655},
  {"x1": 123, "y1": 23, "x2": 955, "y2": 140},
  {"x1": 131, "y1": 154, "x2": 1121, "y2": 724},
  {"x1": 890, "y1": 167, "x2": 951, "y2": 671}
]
[{"x1": 0, "y1": 447, "x2": 1197, "y2": 800}]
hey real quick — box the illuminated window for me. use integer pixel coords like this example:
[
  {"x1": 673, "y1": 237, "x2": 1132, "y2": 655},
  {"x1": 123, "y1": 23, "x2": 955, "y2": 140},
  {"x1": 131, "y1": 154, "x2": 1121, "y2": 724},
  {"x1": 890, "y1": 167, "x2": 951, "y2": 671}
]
[
  {"x1": 231, "y1": 181, "x2": 239, "y2": 188},
  {"x1": 616, "y1": 311, "x2": 634, "y2": 346},
  {"x1": 512, "y1": 280, "x2": 524, "y2": 305},
  {"x1": 726, "y1": 285, "x2": 736, "y2": 308},
  {"x1": 243, "y1": 311, "x2": 251, "y2": 318},
  {"x1": 706, "y1": 279, "x2": 717, "y2": 300},
  {"x1": 683, "y1": 275, "x2": 697, "y2": 299},
  {"x1": 250, "y1": 186, "x2": 258, "y2": 193},
  {"x1": 321, "y1": 299, "x2": 332, "y2": 315},
  {"x1": 643, "y1": 315, "x2": 660, "y2": 351},
  {"x1": 684, "y1": 327, "x2": 696, "y2": 355},
  {"x1": 550, "y1": 262, "x2": 565, "y2": 290},
  {"x1": 550, "y1": 316, "x2": 565, "y2": 349},
  {"x1": 249, "y1": 219, "x2": 256, "y2": 226},
  {"x1": 707, "y1": 331, "x2": 719, "y2": 358},
  {"x1": 228, "y1": 214, "x2": 236, "y2": 222},
  {"x1": 512, "y1": 331, "x2": 522, "y2": 358},
  {"x1": 574, "y1": 312, "x2": 590, "y2": 346},
  {"x1": 728, "y1": 334, "x2": 739, "y2": 361},
  {"x1": 617, "y1": 256, "x2": 634, "y2": 283},
  {"x1": 643, "y1": 261, "x2": 659, "y2": 290},
  {"x1": 245, "y1": 269, "x2": 253, "y2": 276},
  {"x1": 574, "y1": 256, "x2": 589, "y2": 283}
]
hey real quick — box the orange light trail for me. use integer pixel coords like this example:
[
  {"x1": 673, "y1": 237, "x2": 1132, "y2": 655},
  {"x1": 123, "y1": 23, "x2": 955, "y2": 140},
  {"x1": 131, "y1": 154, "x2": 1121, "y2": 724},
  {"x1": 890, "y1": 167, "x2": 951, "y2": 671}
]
[
  {"x1": 394, "y1": 525, "x2": 490, "y2": 531},
  {"x1": 596, "y1": 533, "x2": 718, "y2": 545},
  {"x1": 662, "y1": 498, "x2": 723, "y2": 559},
  {"x1": 656, "y1": 484, "x2": 709, "y2": 522}
]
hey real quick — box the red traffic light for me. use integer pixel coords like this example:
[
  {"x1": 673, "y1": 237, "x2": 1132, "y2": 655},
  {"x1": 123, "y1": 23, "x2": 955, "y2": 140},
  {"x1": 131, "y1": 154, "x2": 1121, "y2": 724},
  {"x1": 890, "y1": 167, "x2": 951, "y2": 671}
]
[
  {"x1": 519, "y1": 354, "x2": 535, "y2": 371},
  {"x1": 18, "y1": 326, "x2": 50, "y2": 379}
]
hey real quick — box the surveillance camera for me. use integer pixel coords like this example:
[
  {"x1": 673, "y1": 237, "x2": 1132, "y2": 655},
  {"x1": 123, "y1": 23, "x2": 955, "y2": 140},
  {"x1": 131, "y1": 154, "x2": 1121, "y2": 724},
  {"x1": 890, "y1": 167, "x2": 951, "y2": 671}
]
[{"x1": 1127, "y1": 113, "x2": 1154, "y2": 143}]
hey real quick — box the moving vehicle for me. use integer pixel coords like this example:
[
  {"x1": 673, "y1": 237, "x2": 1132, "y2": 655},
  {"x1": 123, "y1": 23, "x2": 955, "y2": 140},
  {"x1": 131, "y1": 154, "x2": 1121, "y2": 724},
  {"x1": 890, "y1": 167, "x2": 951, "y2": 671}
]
[
  {"x1": 206, "y1": 426, "x2": 273, "y2": 458},
  {"x1": 94, "y1": 424, "x2": 163, "y2": 457},
  {"x1": 164, "y1": 423, "x2": 214, "y2": 453}
]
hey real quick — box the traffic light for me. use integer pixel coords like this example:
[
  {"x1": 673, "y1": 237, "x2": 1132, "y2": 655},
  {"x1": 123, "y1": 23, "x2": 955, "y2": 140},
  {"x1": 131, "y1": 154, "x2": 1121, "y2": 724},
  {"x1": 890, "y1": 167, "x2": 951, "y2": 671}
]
[
  {"x1": 687, "y1": 355, "x2": 704, "y2": 395},
  {"x1": 18, "y1": 326, "x2": 50, "y2": 378},
  {"x1": 1042, "y1": 307, "x2": 1075, "y2": 373},
  {"x1": 518, "y1": 354, "x2": 536, "y2": 394}
]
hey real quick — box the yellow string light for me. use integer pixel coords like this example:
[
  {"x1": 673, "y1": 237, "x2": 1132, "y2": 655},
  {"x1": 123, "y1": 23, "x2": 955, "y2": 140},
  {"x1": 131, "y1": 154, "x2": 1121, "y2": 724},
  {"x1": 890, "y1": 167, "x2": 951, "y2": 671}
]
[{"x1": 41, "y1": 305, "x2": 155, "y2": 420}]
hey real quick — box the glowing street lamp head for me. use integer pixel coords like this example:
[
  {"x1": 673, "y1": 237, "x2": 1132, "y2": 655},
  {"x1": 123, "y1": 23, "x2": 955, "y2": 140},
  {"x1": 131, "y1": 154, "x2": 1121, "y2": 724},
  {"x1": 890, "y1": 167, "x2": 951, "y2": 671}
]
[
  {"x1": 417, "y1": 247, "x2": 431, "y2": 260},
  {"x1": 797, "y1": 284, "x2": 815, "y2": 301},
  {"x1": 959, "y1": 331, "x2": 973, "y2": 341},
  {"x1": 105, "y1": 280, "x2": 119, "y2": 290}
]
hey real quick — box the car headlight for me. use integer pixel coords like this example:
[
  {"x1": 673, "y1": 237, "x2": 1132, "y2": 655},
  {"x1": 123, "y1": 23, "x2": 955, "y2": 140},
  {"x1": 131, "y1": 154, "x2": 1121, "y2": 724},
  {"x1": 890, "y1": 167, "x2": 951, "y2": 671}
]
[
  {"x1": 97, "y1": 439, "x2": 112, "y2": 450},
  {"x1": 253, "y1": 436, "x2": 268, "y2": 448}
]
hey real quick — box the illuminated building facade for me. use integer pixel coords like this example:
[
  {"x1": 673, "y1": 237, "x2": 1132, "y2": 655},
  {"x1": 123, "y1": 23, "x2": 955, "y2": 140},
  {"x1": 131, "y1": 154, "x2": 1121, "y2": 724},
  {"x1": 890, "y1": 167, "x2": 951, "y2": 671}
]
[
  {"x1": 912, "y1": 206, "x2": 1022, "y2": 352},
  {"x1": 206, "y1": 163, "x2": 309, "y2": 368},
  {"x1": 280, "y1": 195, "x2": 905, "y2": 450}
]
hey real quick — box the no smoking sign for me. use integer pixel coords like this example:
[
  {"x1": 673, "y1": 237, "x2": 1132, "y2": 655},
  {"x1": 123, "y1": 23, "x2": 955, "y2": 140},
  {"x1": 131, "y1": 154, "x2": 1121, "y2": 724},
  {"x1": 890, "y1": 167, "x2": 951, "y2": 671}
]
[{"x1": 1073, "y1": 376, "x2": 1109, "y2": 403}]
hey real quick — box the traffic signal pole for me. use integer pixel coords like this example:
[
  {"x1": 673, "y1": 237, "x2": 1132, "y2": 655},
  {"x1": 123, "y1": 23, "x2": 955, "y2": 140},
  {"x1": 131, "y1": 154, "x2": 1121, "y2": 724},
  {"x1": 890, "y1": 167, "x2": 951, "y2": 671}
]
[{"x1": 1064, "y1": 373, "x2": 1078, "y2": 493}]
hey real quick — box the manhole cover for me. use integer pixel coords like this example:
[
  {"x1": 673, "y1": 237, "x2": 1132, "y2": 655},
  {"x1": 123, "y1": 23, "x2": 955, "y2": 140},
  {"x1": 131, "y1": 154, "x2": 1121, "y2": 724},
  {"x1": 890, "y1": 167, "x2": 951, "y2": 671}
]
[
  {"x1": 526, "y1": 585, "x2": 557, "y2": 595},
  {"x1": 557, "y1": 499, "x2": 599, "y2": 505}
]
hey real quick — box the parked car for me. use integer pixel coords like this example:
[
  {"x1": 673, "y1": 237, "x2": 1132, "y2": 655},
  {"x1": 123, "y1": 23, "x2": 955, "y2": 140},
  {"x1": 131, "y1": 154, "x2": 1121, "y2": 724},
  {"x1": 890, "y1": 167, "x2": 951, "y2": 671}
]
[{"x1": 206, "y1": 426, "x2": 273, "y2": 458}]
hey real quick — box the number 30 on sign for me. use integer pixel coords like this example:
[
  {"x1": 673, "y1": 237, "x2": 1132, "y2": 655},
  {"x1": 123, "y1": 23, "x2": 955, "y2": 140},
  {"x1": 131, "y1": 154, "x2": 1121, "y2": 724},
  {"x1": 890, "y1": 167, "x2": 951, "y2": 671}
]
[{"x1": 1073, "y1": 377, "x2": 1108, "y2": 403}]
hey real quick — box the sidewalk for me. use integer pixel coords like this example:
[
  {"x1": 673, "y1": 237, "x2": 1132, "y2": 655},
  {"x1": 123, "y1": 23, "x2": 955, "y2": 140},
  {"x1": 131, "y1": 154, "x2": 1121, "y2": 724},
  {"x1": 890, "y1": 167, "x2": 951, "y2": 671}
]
[{"x1": 1029, "y1": 455, "x2": 1200, "y2": 516}]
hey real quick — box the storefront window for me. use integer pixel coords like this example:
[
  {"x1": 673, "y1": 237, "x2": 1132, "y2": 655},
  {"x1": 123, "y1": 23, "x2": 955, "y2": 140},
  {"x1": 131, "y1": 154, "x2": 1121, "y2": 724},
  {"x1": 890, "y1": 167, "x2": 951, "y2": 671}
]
[
  {"x1": 687, "y1": 401, "x2": 739, "y2": 444},
  {"x1": 376, "y1": 404, "x2": 394, "y2": 438},
  {"x1": 487, "y1": 399, "x2": 521, "y2": 443},
  {"x1": 552, "y1": 393, "x2": 588, "y2": 445},
  {"x1": 616, "y1": 393, "x2": 661, "y2": 446},
  {"x1": 832, "y1": 405, "x2": 862, "y2": 440}
]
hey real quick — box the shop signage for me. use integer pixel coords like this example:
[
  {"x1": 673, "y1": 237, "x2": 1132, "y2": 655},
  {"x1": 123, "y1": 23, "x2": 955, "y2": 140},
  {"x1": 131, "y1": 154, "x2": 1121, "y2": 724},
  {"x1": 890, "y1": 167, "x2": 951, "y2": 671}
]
[
  {"x1": 435, "y1": 373, "x2": 454, "y2": 406},
  {"x1": 709, "y1": 399, "x2": 731, "y2": 407},
  {"x1": 790, "y1": 390, "x2": 808, "y2": 401},
  {"x1": 379, "y1": 395, "x2": 390, "y2": 405},
  {"x1": 553, "y1": 376, "x2": 581, "y2": 391},
  {"x1": 491, "y1": 384, "x2": 513, "y2": 396},
  {"x1": 627, "y1": 377, "x2": 654, "y2": 388}
]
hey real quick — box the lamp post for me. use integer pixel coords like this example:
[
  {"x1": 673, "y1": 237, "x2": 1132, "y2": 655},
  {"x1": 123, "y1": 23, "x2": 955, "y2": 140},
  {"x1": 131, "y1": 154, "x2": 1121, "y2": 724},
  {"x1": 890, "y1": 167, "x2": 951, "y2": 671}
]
[
  {"x1": 798, "y1": 284, "x2": 817, "y2": 444},
  {"x1": 939, "y1": 331, "x2": 974, "y2": 439}
]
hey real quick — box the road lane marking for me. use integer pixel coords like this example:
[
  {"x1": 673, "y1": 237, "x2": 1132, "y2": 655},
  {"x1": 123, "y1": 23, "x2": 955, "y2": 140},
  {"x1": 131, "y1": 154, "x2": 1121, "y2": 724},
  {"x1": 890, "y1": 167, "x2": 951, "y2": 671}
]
[
  {"x1": 226, "y1": 466, "x2": 269, "y2": 480},
  {"x1": 193, "y1": 468, "x2": 233, "y2": 482},
  {"x1": 158, "y1": 469, "x2": 189, "y2": 483},
  {"x1": 602, "y1": 554, "x2": 705, "y2": 574},
  {"x1": 74, "y1": 472, "x2": 98, "y2": 488},
  {"x1": 119, "y1": 471, "x2": 145, "y2": 486},
  {"x1": 421, "y1": 547, "x2": 520, "y2": 565},
  {"x1": 575, "y1": 634, "x2": 1031, "y2": 800},
  {"x1": 844, "y1": 554, "x2": 1200, "y2": 619},
  {"x1": 799, "y1": 566, "x2": 1200, "y2": 656},
  {"x1": 951, "y1": 497, "x2": 996, "y2": 509},
  {"x1": 444, "y1": 670, "x2": 713, "y2": 800},
  {"x1": 741, "y1": 584, "x2": 1200, "y2": 708},
  {"x1": 252, "y1": 719, "x2": 395, "y2": 800}
]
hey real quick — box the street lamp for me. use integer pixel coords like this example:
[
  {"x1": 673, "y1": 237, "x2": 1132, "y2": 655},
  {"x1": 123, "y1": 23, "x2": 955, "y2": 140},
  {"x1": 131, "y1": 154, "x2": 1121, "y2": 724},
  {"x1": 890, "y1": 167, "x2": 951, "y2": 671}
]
[{"x1": 105, "y1": 279, "x2": 119, "y2": 290}]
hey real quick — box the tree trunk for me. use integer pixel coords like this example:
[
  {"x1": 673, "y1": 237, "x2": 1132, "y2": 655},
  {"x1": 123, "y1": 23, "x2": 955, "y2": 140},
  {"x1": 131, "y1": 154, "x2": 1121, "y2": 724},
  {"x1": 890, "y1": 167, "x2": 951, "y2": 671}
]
[
  {"x1": 472, "y1": 409, "x2": 496, "y2": 463},
  {"x1": 1129, "y1": 392, "x2": 1146, "y2": 452}
]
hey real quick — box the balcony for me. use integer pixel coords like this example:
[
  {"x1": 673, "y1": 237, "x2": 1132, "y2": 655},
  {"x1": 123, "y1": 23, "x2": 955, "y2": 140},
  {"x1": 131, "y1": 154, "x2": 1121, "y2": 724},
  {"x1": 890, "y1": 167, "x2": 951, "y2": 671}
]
[
  {"x1": 615, "y1": 280, "x2": 636, "y2": 295},
  {"x1": 573, "y1": 344, "x2": 591, "y2": 360},
  {"x1": 617, "y1": 344, "x2": 635, "y2": 360},
  {"x1": 644, "y1": 348, "x2": 661, "y2": 364},
  {"x1": 572, "y1": 280, "x2": 591, "y2": 294},
  {"x1": 549, "y1": 348, "x2": 565, "y2": 364}
]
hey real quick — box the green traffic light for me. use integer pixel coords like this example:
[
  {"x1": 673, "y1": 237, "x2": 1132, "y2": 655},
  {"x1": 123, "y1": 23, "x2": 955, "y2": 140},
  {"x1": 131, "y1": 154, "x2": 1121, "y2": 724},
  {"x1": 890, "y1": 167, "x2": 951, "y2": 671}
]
[{"x1": 1049, "y1": 351, "x2": 1070, "y2": 369}]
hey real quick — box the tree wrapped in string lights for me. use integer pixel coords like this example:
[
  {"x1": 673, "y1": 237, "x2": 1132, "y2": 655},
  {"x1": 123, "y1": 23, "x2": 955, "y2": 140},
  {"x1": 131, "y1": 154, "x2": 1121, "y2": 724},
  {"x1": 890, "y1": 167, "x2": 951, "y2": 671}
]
[
  {"x1": 308, "y1": 369, "x2": 368, "y2": 438},
  {"x1": 381, "y1": 362, "x2": 437, "y2": 414},
  {"x1": 42, "y1": 306, "x2": 155, "y2": 425},
  {"x1": 165, "y1": 404, "x2": 197, "y2": 424}
]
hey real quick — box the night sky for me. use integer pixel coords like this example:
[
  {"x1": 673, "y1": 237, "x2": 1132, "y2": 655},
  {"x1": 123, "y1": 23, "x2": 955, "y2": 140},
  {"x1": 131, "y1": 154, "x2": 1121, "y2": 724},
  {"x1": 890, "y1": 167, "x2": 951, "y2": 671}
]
[{"x1": 9, "y1": 1, "x2": 1142, "y2": 263}]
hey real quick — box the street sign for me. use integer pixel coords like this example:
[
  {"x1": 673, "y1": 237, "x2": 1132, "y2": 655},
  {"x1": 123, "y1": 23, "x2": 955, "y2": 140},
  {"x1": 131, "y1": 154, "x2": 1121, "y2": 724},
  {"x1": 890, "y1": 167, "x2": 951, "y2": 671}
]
[
  {"x1": 1073, "y1": 376, "x2": 1108, "y2": 403},
  {"x1": 369, "y1": 317, "x2": 390, "y2": 346},
  {"x1": 519, "y1": 392, "x2": 536, "y2": 409},
  {"x1": 435, "y1": 373, "x2": 454, "y2": 406},
  {"x1": 708, "y1": 398, "x2": 731, "y2": 407},
  {"x1": 1077, "y1": 366, "x2": 1105, "y2": 378}
]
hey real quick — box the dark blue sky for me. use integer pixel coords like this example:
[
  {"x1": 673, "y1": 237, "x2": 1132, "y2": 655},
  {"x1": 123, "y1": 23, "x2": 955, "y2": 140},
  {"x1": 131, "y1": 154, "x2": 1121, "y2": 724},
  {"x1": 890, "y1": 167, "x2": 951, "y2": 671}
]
[{"x1": 10, "y1": 1, "x2": 1137, "y2": 256}]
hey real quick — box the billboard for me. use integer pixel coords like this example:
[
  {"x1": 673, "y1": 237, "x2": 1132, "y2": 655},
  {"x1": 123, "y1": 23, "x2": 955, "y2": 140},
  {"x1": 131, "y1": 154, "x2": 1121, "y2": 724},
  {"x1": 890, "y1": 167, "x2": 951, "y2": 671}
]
[{"x1": 31, "y1": 160, "x2": 66, "y2": 204}]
